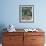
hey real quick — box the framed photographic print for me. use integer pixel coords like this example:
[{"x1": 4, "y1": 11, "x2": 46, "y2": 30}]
[{"x1": 19, "y1": 5, "x2": 34, "y2": 23}]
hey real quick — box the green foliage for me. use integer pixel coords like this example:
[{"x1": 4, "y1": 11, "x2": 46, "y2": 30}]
[{"x1": 22, "y1": 7, "x2": 32, "y2": 16}]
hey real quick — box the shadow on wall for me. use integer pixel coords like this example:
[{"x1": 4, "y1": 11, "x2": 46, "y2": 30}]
[{"x1": 0, "y1": 24, "x2": 7, "y2": 43}]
